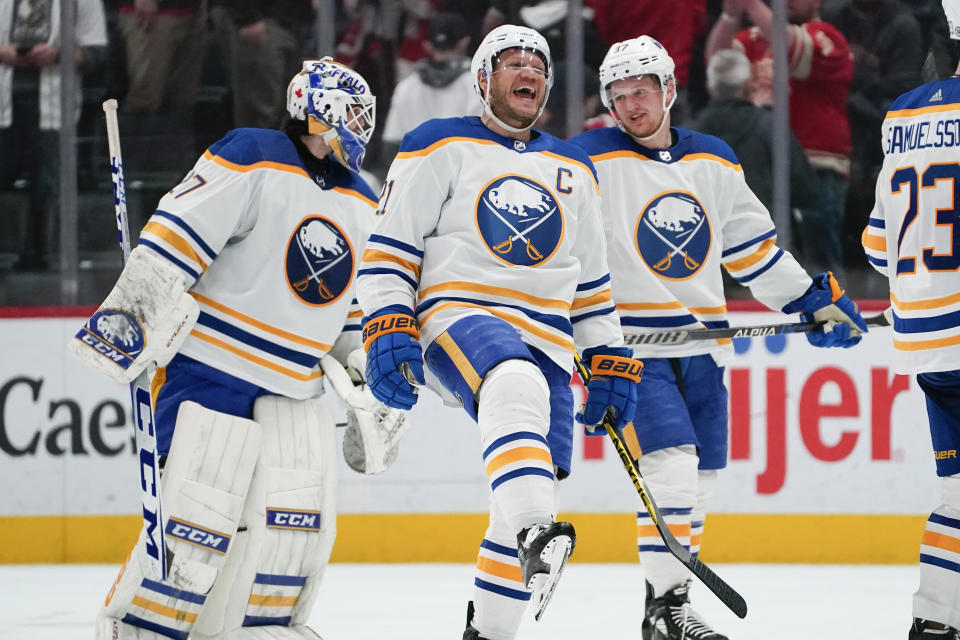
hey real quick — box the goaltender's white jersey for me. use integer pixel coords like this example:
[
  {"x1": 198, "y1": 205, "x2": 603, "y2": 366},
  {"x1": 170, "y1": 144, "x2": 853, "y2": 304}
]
[
  {"x1": 139, "y1": 128, "x2": 377, "y2": 397},
  {"x1": 569, "y1": 126, "x2": 813, "y2": 361},
  {"x1": 862, "y1": 77, "x2": 960, "y2": 375},
  {"x1": 355, "y1": 116, "x2": 624, "y2": 372}
]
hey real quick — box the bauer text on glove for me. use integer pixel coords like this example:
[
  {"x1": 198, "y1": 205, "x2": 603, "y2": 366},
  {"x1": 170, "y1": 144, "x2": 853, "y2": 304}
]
[
  {"x1": 576, "y1": 346, "x2": 642, "y2": 431},
  {"x1": 362, "y1": 307, "x2": 425, "y2": 410}
]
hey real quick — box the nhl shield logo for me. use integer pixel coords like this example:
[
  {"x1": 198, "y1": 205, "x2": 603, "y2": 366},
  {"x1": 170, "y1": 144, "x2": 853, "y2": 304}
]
[
  {"x1": 635, "y1": 191, "x2": 711, "y2": 279},
  {"x1": 284, "y1": 216, "x2": 354, "y2": 305},
  {"x1": 476, "y1": 175, "x2": 563, "y2": 267}
]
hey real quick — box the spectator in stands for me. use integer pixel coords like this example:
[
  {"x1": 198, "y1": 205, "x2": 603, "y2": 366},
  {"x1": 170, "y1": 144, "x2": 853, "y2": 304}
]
[
  {"x1": 538, "y1": 60, "x2": 602, "y2": 138},
  {"x1": 692, "y1": 49, "x2": 818, "y2": 214},
  {"x1": 707, "y1": 0, "x2": 853, "y2": 278},
  {"x1": 394, "y1": 0, "x2": 435, "y2": 82},
  {"x1": 906, "y1": 0, "x2": 956, "y2": 68},
  {"x1": 0, "y1": 0, "x2": 106, "y2": 271},
  {"x1": 482, "y1": 0, "x2": 607, "y2": 71},
  {"x1": 211, "y1": 0, "x2": 313, "y2": 129},
  {"x1": 587, "y1": 0, "x2": 708, "y2": 123},
  {"x1": 117, "y1": 0, "x2": 202, "y2": 115},
  {"x1": 919, "y1": 6, "x2": 958, "y2": 80},
  {"x1": 822, "y1": 0, "x2": 923, "y2": 269},
  {"x1": 379, "y1": 12, "x2": 476, "y2": 168}
]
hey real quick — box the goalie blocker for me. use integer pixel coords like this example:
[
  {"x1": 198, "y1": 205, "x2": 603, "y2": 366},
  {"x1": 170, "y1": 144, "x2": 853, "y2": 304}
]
[
  {"x1": 69, "y1": 246, "x2": 199, "y2": 383},
  {"x1": 99, "y1": 396, "x2": 337, "y2": 640}
]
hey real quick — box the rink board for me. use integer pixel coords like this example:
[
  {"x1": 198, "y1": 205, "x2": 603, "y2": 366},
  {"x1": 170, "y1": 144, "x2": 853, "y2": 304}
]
[{"x1": 0, "y1": 304, "x2": 938, "y2": 563}]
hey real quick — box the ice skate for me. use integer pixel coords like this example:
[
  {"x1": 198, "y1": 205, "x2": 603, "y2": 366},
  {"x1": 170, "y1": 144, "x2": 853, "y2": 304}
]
[
  {"x1": 643, "y1": 581, "x2": 728, "y2": 640},
  {"x1": 910, "y1": 618, "x2": 960, "y2": 639},
  {"x1": 517, "y1": 521, "x2": 576, "y2": 621}
]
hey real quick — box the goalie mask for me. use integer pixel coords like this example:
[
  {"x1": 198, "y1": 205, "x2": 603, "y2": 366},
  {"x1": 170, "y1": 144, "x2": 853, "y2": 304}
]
[
  {"x1": 287, "y1": 58, "x2": 376, "y2": 173},
  {"x1": 471, "y1": 24, "x2": 553, "y2": 134},
  {"x1": 599, "y1": 36, "x2": 677, "y2": 141}
]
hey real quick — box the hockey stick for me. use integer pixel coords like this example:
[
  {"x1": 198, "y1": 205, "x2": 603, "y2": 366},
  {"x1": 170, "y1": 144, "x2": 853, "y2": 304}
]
[
  {"x1": 624, "y1": 309, "x2": 891, "y2": 346},
  {"x1": 103, "y1": 99, "x2": 170, "y2": 581},
  {"x1": 574, "y1": 354, "x2": 748, "y2": 619}
]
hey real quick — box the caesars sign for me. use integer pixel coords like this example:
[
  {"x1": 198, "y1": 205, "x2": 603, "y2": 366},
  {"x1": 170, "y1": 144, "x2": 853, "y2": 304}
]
[{"x1": 0, "y1": 308, "x2": 938, "y2": 518}]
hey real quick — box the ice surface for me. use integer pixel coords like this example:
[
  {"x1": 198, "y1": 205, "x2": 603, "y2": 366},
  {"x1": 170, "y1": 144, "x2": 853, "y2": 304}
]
[{"x1": 0, "y1": 563, "x2": 917, "y2": 639}]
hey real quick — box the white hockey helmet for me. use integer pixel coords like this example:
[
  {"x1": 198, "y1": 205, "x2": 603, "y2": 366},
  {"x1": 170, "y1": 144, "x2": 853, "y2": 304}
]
[
  {"x1": 287, "y1": 58, "x2": 376, "y2": 172},
  {"x1": 599, "y1": 36, "x2": 677, "y2": 141},
  {"x1": 944, "y1": 0, "x2": 960, "y2": 39},
  {"x1": 471, "y1": 24, "x2": 553, "y2": 133}
]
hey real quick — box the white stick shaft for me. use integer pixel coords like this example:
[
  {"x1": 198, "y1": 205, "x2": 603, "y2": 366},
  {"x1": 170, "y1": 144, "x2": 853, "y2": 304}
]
[
  {"x1": 102, "y1": 98, "x2": 168, "y2": 580},
  {"x1": 102, "y1": 99, "x2": 132, "y2": 261}
]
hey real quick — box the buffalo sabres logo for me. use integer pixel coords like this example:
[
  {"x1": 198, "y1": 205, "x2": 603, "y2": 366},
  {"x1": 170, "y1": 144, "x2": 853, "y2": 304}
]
[
  {"x1": 635, "y1": 192, "x2": 711, "y2": 279},
  {"x1": 476, "y1": 175, "x2": 563, "y2": 267},
  {"x1": 285, "y1": 216, "x2": 354, "y2": 305}
]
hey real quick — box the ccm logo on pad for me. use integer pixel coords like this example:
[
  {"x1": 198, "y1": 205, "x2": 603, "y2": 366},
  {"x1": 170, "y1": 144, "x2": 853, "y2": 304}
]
[
  {"x1": 165, "y1": 517, "x2": 230, "y2": 554},
  {"x1": 267, "y1": 508, "x2": 322, "y2": 531}
]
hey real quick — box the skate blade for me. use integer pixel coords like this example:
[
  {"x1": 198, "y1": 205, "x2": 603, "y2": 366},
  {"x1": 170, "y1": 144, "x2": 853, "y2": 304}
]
[{"x1": 530, "y1": 535, "x2": 573, "y2": 621}]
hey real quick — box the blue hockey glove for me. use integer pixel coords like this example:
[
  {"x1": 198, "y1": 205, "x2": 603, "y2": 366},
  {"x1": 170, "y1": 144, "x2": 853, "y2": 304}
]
[
  {"x1": 362, "y1": 308, "x2": 425, "y2": 410},
  {"x1": 576, "y1": 346, "x2": 642, "y2": 432},
  {"x1": 782, "y1": 272, "x2": 868, "y2": 348}
]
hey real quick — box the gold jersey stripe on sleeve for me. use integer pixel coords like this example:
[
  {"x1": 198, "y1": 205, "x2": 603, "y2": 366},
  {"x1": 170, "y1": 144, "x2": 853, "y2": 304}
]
[{"x1": 142, "y1": 221, "x2": 209, "y2": 270}]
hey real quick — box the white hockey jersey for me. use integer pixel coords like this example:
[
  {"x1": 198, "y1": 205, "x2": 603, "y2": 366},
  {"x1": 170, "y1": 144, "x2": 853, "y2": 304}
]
[
  {"x1": 862, "y1": 78, "x2": 960, "y2": 375},
  {"x1": 139, "y1": 128, "x2": 377, "y2": 397},
  {"x1": 355, "y1": 116, "x2": 624, "y2": 372},
  {"x1": 569, "y1": 126, "x2": 813, "y2": 361}
]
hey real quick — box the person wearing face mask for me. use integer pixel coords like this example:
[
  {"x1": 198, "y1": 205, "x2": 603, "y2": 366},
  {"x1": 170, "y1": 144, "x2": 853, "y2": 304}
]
[
  {"x1": 356, "y1": 24, "x2": 640, "y2": 639},
  {"x1": 570, "y1": 36, "x2": 867, "y2": 640},
  {"x1": 822, "y1": 0, "x2": 923, "y2": 274}
]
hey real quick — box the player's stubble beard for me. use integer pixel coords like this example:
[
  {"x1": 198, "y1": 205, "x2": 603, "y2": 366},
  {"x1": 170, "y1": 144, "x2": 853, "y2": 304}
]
[
  {"x1": 488, "y1": 77, "x2": 544, "y2": 131},
  {"x1": 621, "y1": 104, "x2": 665, "y2": 141}
]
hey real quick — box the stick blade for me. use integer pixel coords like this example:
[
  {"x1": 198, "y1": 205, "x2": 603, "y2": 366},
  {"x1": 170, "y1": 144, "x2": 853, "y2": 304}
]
[{"x1": 685, "y1": 555, "x2": 748, "y2": 618}]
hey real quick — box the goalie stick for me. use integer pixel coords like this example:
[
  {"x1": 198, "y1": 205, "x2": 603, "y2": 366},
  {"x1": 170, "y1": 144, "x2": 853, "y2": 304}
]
[
  {"x1": 103, "y1": 99, "x2": 170, "y2": 581},
  {"x1": 574, "y1": 354, "x2": 748, "y2": 619},
  {"x1": 623, "y1": 309, "x2": 891, "y2": 346}
]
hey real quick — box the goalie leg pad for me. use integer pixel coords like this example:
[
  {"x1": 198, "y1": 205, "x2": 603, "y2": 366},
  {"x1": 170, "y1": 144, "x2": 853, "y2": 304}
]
[
  {"x1": 191, "y1": 395, "x2": 337, "y2": 638},
  {"x1": 99, "y1": 402, "x2": 262, "y2": 640},
  {"x1": 634, "y1": 445, "x2": 699, "y2": 597}
]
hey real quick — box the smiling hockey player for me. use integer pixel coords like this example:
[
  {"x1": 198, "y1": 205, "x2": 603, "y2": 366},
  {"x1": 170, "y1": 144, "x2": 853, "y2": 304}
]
[
  {"x1": 356, "y1": 24, "x2": 640, "y2": 640},
  {"x1": 69, "y1": 58, "x2": 404, "y2": 639},
  {"x1": 569, "y1": 36, "x2": 867, "y2": 640}
]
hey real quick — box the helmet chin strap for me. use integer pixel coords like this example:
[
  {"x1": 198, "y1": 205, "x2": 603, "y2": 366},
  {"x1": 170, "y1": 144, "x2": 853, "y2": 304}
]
[
  {"x1": 614, "y1": 84, "x2": 677, "y2": 145},
  {"x1": 482, "y1": 81, "x2": 544, "y2": 134}
]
